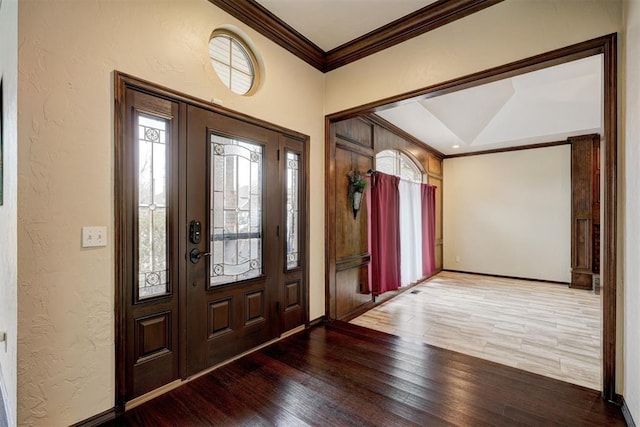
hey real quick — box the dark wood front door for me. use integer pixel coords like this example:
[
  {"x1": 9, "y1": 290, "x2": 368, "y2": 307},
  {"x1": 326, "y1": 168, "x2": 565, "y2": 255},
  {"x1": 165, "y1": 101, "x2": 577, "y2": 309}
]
[
  {"x1": 116, "y1": 74, "x2": 309, "y2": 403},
  {"x1": 184, "y1": 105, "x2": 281, "y2": 376}
]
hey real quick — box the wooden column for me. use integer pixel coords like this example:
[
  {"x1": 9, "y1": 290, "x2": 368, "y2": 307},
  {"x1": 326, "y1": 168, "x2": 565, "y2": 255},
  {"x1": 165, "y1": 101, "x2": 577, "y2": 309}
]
[{"x1": 569, "y1": 134, "x2": 600, "y2": 290}]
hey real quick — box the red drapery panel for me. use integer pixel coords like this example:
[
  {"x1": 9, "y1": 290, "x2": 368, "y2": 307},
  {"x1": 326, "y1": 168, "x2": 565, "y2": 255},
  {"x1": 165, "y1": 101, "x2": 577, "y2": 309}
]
[
  {"x1": 421, "y1": 184, "x2": 437, "y2": 277},
  {"x1": 370, "y1": 172, "x2": 401, "y2": 295}
]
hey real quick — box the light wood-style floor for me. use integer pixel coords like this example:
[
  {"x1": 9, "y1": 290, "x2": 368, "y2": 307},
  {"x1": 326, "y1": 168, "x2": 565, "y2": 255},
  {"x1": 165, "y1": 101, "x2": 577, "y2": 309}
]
[{"x1": 351, "y1": 271, "x2": 601, "y2": 390}]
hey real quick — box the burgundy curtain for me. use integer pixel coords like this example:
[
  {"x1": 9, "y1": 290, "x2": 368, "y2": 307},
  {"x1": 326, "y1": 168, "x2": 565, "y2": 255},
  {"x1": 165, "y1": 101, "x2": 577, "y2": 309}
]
[
  {"x1": 421, "y1": 184, "x2": 437, "y2": 277},
  {"x1": 370, "y1": 172, "x2": 401, "y2": 295}
]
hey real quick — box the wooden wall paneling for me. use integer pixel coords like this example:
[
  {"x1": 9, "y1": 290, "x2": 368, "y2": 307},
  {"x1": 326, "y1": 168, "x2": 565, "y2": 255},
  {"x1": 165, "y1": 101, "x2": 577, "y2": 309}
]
[
  {"x1": 335, "y1": 266, "x2": 372, "y2": 319},
  {"x1": 570, "y1": 134, "x2": 598, "y2": 290},
  {"x1": 429, "y1": 176, "x2": 443, "y2": 271},
  {"x1": 334, "y1": 117, "x2": 374, "y2": 148},
  {"x1": 593, "y1": 138, "x2": 601, "y2": 277},
  {"x1": 329, "y1": 118, "x2": 375, "y2": 320},
  {"x1": 428, "y1": 154, "x2": 443, "y2": 176},
  {"x1": 335, "y1": 147, "x2": 371, "y2": 259}
]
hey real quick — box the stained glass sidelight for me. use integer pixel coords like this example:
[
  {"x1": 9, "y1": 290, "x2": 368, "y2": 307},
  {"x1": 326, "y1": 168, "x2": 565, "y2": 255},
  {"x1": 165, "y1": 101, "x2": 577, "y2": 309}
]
[
  {"x1": 286, "y1": 152, "x2": 300, "y2": 270},
  {"x1": 210, "y1": 134, "x2": 263, "y2": 285},
  {"x1": 137, "y1": 115, "x2": 169, "y2": 299}
]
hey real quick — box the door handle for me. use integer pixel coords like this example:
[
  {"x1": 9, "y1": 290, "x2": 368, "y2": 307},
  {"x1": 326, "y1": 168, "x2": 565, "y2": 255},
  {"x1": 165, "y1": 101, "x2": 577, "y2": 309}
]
[{"x1": 189, "y1": 248, "x2": 211, "y2": 264}]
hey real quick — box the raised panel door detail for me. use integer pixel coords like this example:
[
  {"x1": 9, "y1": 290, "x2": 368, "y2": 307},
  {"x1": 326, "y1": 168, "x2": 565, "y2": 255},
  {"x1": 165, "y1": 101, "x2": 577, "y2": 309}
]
[
  {"x1": 208, "y1": 298, "x2": 232, "y2": 338},
  {"x1": 575, "y1": 218, "x2": 590, "y2": 269},
  {"x1": 135, "y1": 312, "x2": 171, "y2": 363},
  {"x1": 284, "y1": 281, "x2": 300, "y2": 311},
  {"x1": 245, "y1": 290, "x2": 265, "y2": 325}
]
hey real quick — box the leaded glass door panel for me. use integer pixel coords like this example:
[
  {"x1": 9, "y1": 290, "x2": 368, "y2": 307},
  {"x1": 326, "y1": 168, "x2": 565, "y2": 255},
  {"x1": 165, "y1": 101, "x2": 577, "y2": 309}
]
[{"x1": 185, "y1": 105, "x2": 280, "y2": 376}]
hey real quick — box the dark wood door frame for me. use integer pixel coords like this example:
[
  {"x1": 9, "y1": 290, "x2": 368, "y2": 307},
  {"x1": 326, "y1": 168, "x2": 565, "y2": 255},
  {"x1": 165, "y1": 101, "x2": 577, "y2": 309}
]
[
  {"x1": 325, "y1": 33, "x2": 618, "y2": 402},
  {"x1": 114, "y1": 72, "x2": 311, "y2": 412}
]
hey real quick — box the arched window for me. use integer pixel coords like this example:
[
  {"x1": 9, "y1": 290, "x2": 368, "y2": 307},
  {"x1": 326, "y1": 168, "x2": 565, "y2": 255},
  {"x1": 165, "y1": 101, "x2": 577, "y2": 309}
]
[{"x1": 375, "y1": 149, "x2": 423, "y2": 182}]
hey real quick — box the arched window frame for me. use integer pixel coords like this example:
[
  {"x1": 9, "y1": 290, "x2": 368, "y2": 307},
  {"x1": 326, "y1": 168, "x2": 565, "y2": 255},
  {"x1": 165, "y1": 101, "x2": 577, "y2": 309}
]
[{"x1": 375, "y1": 149, "x2": 424, "y2": 183}]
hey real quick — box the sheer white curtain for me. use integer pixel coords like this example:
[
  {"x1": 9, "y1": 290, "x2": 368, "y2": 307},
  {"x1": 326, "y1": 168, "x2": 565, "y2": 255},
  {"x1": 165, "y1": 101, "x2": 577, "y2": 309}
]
[{"x1": 399, "y1": 179, "x2": 423, "y2": 286}]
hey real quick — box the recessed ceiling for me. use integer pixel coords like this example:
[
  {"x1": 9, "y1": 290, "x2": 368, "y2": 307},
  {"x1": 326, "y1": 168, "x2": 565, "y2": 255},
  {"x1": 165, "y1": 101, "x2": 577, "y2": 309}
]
[
  {"x1": 376, "y1": 54, "x2": 603, "y2": 156},
  {"x1": 255, "y1": 0, "x2": 437, "y2": 51}
]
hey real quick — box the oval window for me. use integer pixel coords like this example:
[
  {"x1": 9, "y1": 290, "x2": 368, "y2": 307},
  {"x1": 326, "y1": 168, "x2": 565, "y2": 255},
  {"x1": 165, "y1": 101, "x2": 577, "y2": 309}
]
[{"x1": 208, "y1": 30, "x2": 259, "y2": 96}]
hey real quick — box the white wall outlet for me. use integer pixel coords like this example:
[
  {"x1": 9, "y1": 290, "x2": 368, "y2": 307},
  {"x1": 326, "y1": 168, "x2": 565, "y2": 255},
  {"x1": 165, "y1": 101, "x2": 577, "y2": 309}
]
[
  {"x1": 82, "y1": 226, "x2": 107, "y2": 248},
  {"x1": 455, "y1": 255, "x2": 461, "y2": 262}
]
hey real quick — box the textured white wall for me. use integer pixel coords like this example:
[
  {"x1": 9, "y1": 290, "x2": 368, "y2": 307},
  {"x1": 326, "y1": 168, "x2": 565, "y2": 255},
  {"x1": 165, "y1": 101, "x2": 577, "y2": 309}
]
[
  {"x1": 17, "y1": 0, "x2": 324, "y2": 425},
  {"x1": 443, "y1": 146, "x2": 571, "y2": 283},
  {"x1": 624, "y1": 0, "x2": 640, "y2": 422},
  {"x1": 0, "y1": 0, "x2": 18, "y2": 425}
]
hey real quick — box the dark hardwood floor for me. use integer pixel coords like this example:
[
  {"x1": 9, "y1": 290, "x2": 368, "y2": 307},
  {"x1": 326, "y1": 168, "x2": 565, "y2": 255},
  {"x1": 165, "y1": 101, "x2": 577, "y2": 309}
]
[{"x1": 104, "y1": 321, "x2": 625, "y2": 426}]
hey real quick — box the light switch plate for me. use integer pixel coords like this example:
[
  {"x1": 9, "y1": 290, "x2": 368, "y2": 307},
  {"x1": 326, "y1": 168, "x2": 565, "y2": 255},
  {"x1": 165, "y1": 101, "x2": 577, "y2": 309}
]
[{"x1": 82, "y1": 226, "x2": 107, "y2": 248}]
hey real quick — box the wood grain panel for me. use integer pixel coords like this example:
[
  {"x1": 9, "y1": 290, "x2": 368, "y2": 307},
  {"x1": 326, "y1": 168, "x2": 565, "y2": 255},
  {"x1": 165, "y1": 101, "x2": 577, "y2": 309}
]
[
  {"x1": 336, "y1": 253, "x2": 371, "y2": 272},
  {"x1": 335, "y1": 147, "x2": 371, "y2": 259},
  {"x1": 428, "y1": 155, "x2": 442, "y2": 176},
  {"x1": 245, "y1": 291, "x2": 265, "y2": 325},
  {"x1": 334, "y1": 118, "x2": 373, "y2": 148},
  {"x1": 335, "y1": 267, "x2": 372, "y2": 319},
  {"x1": 284, "y1": 281, "x2": 300, "y2": 311},
  {"x1": 135, "y1": 313, "x2": 171, "y2": 363},
  {"x1": 429, "y1": 177, "x2": 443, "y2": 243},
  {"x1": 435, "y1": 244, "x2": 443, "y2": 272},
  {"x1": 208, "y1": 298, "x2": 232, "y2": 338},
  {"x1": 570, "y1": 134, "x2": 598, "y2": 290},
  {"x1": 575, "y1": 218, "x2": 590, "y2": 269}
]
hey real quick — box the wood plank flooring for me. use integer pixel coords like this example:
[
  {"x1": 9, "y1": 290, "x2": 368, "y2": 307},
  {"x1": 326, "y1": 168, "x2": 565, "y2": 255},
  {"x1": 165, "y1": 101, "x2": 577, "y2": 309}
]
[
  {"x1": 351, "y1": 271, "x2": 601, "y2": 390},
  {"x1": 103, "y1": 321, "x2": 624, "y2": 426}
]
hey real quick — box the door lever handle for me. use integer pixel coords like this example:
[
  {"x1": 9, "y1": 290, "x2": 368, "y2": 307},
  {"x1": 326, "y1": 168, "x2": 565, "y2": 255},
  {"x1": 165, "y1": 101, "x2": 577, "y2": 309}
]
[{"x1": 189, "y1": 248, "x2": 211, "y2": 264}]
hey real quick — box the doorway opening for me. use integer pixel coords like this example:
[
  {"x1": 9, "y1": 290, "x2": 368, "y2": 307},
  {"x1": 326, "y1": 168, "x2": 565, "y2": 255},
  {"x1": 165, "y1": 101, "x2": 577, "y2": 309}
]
[{"x1": 325, "y1": 34, "x2": 617, "y2": 401}]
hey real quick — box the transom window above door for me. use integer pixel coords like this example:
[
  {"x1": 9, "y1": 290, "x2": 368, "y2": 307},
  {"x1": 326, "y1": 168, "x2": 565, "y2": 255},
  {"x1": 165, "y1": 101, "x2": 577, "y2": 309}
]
[{"x1": 375, "y1": 149, "x2": 423, "y2": 182}]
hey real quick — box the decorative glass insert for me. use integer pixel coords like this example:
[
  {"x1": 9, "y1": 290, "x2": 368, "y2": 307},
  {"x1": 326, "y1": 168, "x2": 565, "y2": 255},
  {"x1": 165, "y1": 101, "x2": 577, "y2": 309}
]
[
  {"x1": 210, "y1": 134, "x2": 263, "y2": 286},
  {"x1": 137, "y1": 114, "x2": 169, "y2": 299},
  {"x1": 400, "y1": 153, "x2": 422, "y2": 183},
  {"x1": 286, "y1": 152, "x2": 300, "y2": 270},
  {"x1": 375, "y1": 149, "x2": 422, "y2": 183},
  {"x1": 208, "y1": 30, "x2": 258, "y2": 96}
]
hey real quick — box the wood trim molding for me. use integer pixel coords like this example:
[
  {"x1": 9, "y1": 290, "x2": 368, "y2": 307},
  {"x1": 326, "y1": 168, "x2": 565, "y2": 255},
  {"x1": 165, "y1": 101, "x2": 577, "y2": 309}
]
[
  {"x1": 602, "y1": 32, "x2": 617, "y2": 404},
  {"x1": 444, "y1": 140, "x2": 570, "y2": 159},
  {"x1": 70, "y1": 408, "x2": 117, "y2": 427},
  {"x1": 443, "y1": 270, "x2": 570, "y2": 286},
  {"x1": 336, "y1": 253, "x2": 371, "y2": 272},
  {"x1": 209, "y1": 0, "x2": 503, "y2": 73},
  {"x1": 326, "y1": 33, "x2": 618, "y2": 402},
  {"x1": 324, "y1": 0, "x2": 504, "y2": 72},
  {"x1": 208, "y1": 0, "x2": 325, "y2": 71},
  {"x1": 327, "y1": 34, "x2": 611, "y2": 121},
  {"x1": 621, "y1": 395, "x2": 637, "y2": 427}
]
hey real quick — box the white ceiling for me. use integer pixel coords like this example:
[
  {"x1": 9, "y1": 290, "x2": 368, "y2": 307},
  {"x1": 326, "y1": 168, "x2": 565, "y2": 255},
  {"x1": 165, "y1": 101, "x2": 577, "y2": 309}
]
[
  {"x1": 253, "y1": 2, "x2": 604, "y2": 156},
  {"x1": 256, "y1": 0, "x2": 437, "y2": 51},
  {"x1": 377, "y1": 55, "x2": 603, "y2": 156}
]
